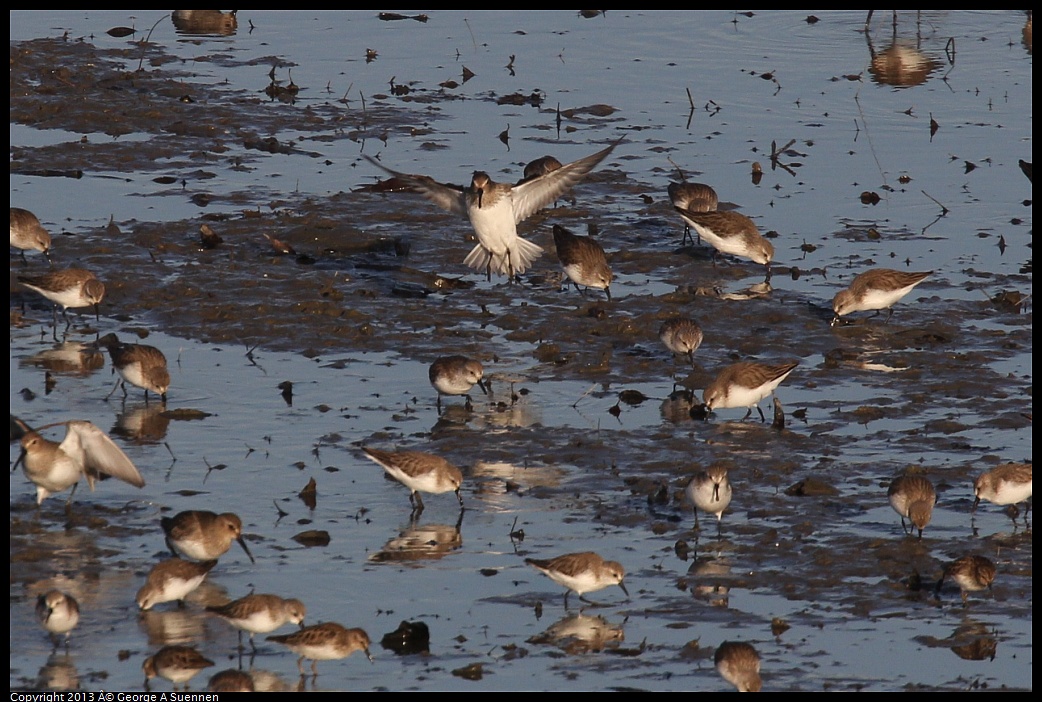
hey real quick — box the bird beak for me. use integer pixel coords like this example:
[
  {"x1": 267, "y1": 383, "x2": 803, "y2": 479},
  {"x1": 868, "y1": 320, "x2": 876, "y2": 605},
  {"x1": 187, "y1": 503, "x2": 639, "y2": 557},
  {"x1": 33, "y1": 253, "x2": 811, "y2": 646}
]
[
  {"x1": 712, "y1": 483, "x2": 720, "y2": 503},
  {"x1": 477, "y1": 188, "x2": 484, "y2": 208},
  {"x1": 618, "y1": 581, "x2": 630, "y2": 598},
  {"x1": 605, "y1": 287, "x2": 611, "y2": 302},
  {"x1": 364, "y1": 648, "x2": 374, "y2": 663},
  {"x1": 237, "y1": 536, "x2": 256, "y2": 564},
  {"x1": 13, "y1": 449, "x2": 26, "y2": 472}
]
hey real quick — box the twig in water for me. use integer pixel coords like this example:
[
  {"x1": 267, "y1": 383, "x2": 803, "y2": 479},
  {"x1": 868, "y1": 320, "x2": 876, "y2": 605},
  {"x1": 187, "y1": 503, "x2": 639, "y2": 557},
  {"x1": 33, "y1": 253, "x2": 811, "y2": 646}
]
[{"x1": 572, "y1": 383, "x2": 598, "y2": 408}]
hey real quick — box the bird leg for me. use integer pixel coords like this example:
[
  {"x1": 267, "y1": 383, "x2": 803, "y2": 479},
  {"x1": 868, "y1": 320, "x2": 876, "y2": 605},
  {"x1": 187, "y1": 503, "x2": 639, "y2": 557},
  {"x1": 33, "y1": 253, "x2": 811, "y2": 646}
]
[
  {"x1": 104, "y1": 378, "x2": 120, "y2": 401},
  {"x1": 63, "y1": 481, "x2": 80, "y2": 506}
]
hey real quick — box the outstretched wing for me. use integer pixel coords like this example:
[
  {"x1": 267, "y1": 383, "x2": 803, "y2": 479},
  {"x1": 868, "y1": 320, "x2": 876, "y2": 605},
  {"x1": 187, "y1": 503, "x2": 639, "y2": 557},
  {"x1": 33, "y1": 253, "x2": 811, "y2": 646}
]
[
  {"x1": 63, "y1": 420, "x2": 145, "y2": 488},
  {"x1": 363, "y1": 155, "x2": 469, "y2": 217},
  {"x1": 510, "y1": 140, "x2": 619, "y2": 224}
]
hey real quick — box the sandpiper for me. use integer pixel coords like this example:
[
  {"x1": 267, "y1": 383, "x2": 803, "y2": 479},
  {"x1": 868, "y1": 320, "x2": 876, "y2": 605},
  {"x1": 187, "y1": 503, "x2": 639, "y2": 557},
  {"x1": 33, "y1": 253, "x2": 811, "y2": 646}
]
[
  {"x1": 973, "y1": 463, "x2": 1032, "y2": 524},
  {"x1": 703, "y1": 361, "x2": 799, "y2": 421},
  {"x1": 887, "y1": 474, "x2": 937, "y2": 539},
  {"x1": 686, "y1": 463, "x2": 733, "y2": 533},
  {"x1": 18, "y1": 268, "x2": 105, "y2": 326},
  {"x1": 136, "y1": 558, "x2": 218, "y2": 610},
  {"x1": 10, "y1": 207, "x2": 52, "y2": 261},
  {"x1": 15, "y1": 420, "x2": 144, "y2": 506},
  {"x1": 831, "y1": 268, "x2": 932, "y2": 326},
  {"x1": 552, "y1": 224, "x2": 613, "y2": 301},
  {"x1": 936, "y1": 555, "x2": 996, "y2": 605},
  {"x1": 36, "y1": 590, "x2": 80, "y2": 646},
  {"x1": 365, "y1": 140, "x2": 618, "y2": 281},
  {"x1": 673, "y1": 209, "x2": 773, "y2": 279},
  {"x1": 97, "y1": 333, "x2": 170, "y2": 403},
  {"x1": 361, "y1": 447, "x2": 464, "y2": 513},
  {"x1": 715, "y1": 640, "x2": 762, "y2": 692},
  {"x1": 267, "y1": 622, "x2": 373, "y2": 676},
  {"x1": 525, "y1": 551, "x2": 629, "y2": 609},
  {"x1": 161, "y1": 510, "x2": 255, "y2": 563},
  {"x1": 429, "y1": 355, "x2": 486, "y2": 412},
  {"x1": 207, "y1": 594, "x2": 307, "y2": 651},
  {"x1": 667, "y1": 181, "x2": 718, "y2": 246},
  {"x1": 659, "y1": 318, "x2": 704, "y2": 366},
  {"x1": 520, "y1": 155, "x2": 563, "y2": 183}
]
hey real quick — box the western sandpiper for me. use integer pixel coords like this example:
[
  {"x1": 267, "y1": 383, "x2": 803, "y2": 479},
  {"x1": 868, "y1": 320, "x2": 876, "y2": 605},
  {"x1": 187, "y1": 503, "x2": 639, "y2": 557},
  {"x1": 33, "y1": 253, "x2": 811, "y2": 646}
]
[
  {"x1": 429, "y1": 355, "x2": 486, "y2": 412},
  {"x1": 936, "y1": 555, "x2": 996, "y2": 605},
  {"x1": 703, "y1": 360, "x2": 799, "y2": 422},
  {"x1": 525, "y1": 551, "x2": 629, "y2": 609},
  {"x1": 361, "y1": 447, "x2": 464, "y2": 513},
  {"x1": 10, "y1": 207, "x2": 52, "y2": 261},
  {"x1": 520, "y1": 155, "x2": 563, "y2": 183},
  {"x1": 973, "y1": 463, "x2": 1032, "y2": 524},
  {"x1": 36, "y1": 590, "x2": 80, "y2": 645},
  {"x1": 136, "y1": 558, "x2": 218, "y2": 610},
  {"x1": 686, "y1": 463, "x2": 733, "y2": 533},
  {"x1": 831, "y1": 268, "x2": 932, "y2": 326},
  {"x1": 659, "y1": 318, "x2": 704, "y2": 366},
  {"x1": 715, "y1": 640, "x2": 762, "y2": 692},
  {"x1": 267, "y1": 622, "x2": 373, "y2": 676},
  {"x1": 206, "y1": 669, "x2": 255, "y2": 693},
  {"x1": 15, "y1": 420, "x2": 145, "y2": 506},
  {"x1": 673, "y1": 209, "x2": 773, "y2": 279},
  {"x1": 552, "y1": 224, "x2": 613, "y2": 301},
  {"x1": 887, "y1": 474, "x2": 937, "y2": 539},
  {"x1": 143, "y1": 645, "x2": 215, "y2": 691},
  {"x1": 667, "y1": 182, "x2": 718, "y2": 246},
  {"x1": 365, "y1": 140, "x2": 618, "y2": 280},
  {"x1": 97, "y1": 333, "x2": 170, "y2": 403},
  {"x1": 18, "y1": 268, "x2": 105, "y2": 325},
  {"x1": 161, "y1": 510, "x2": 255, "y2": 563},
  {"x1": 207, "y1": 594, "x2": 307, "y2": 650}
]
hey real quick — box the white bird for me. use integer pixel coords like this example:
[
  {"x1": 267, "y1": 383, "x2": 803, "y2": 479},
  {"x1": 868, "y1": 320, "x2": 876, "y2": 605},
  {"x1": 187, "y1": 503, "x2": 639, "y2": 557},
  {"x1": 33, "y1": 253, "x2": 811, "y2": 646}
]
[
  {"x1": 14, "y1": 420, "x2": 145, "y2": 505},
  {"x1": 365, "y1": 140, "x2": 619, "y2": 281}
]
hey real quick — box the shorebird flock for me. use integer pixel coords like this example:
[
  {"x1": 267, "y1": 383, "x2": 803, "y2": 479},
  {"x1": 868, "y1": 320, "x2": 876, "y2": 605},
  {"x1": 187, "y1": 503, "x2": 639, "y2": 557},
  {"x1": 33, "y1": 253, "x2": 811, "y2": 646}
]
[{"x1": 13, "y1": 131, "x2": 1027, "y2": 690}]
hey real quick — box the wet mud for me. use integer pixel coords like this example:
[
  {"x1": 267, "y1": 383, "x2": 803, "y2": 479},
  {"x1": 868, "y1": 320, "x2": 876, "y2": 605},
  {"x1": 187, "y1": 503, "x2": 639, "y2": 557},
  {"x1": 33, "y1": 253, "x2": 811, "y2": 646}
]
[{"x1": 10, "y1": 18, "x2": 1032, "y2": 692}]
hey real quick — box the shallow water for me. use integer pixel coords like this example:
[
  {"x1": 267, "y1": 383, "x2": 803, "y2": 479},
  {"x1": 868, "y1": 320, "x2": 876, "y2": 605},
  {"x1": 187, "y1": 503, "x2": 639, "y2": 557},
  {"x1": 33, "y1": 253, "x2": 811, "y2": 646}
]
[{"x1": 10, "y1": 10, "x2": 1032, "y2": 691}]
